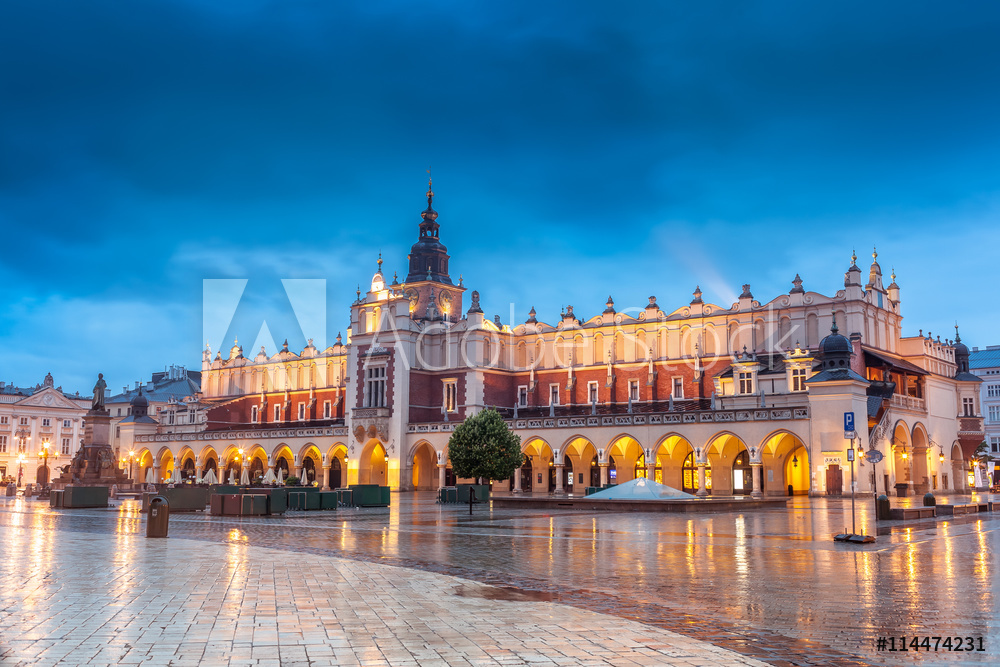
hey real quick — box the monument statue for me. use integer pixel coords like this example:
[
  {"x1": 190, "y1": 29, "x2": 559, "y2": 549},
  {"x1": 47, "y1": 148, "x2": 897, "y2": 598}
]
[{"x1": 91, "y1": 373, "x2": 107, "y2": 411}]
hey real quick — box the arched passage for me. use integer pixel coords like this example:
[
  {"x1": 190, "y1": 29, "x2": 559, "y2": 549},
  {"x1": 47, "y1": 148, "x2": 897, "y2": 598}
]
[
  {"x1": 561, "y1": 436, "x2": 594, "y2": 492},
  {"x1": 359, "y1": 439, "x2": 388, "y2": 485},
  {"x1": 411, "y1": 442, "x2": 437, "y2": 491},
  {"x1": 892, "y1": 421, "x2": 912, "y2": 489},
  {"x1": 654, "y1": 434, "x2": 694, "y2": 490},
  {"x1": 706, "y1": 433, "x2": 748, "y2": 496},
  {"x1": 522, "y1": 438, "x2": 552, "y2": 493},
  {"x1": 607, "y1": 434, "x2": 643, "y2": 484},
  {"x1": 760, "y1": 431, "x2": 809, "y2": 496}
]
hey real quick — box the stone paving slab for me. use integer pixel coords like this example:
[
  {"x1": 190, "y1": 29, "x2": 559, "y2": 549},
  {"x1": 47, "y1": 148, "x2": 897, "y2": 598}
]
[{"x1": 0, "y1": 519, "x2": 769, "y2": 667}]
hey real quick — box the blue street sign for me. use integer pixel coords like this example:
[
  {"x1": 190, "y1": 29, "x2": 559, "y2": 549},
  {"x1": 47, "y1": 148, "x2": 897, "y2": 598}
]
[
  {"x1": 865, "y1": 450, "x2": 884, "y2": 464},
  {"x1": 844, "y1": 412, "x2": 855, "y2": 433}
]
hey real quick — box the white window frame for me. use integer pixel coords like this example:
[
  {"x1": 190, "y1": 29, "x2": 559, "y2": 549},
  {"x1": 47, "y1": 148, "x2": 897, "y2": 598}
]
[
  {"x1": 323, "y1": 400, "x2": 332, "y2": 419},
  {"x1": 549, "y1": 383, "x2": 560, "y2": 406},
  {"x1": 791, "y1": 367, "x2": 807, "y2": 392},
  {"x1": 19, "y1": 417, "x2": 28, "y2": 426},
  {"x1": 672, "y1": 377, "x2": 684, "y2": 399},
  {"x1": 63, "y1": 419, "x2": 71, "y2": 429},
  {"x1": 62, "y1": 437, "x2": 70, "y2": 455},
  {"x1": 963, "y1": 397, "x2": 975, "y2": 418},
  {"x1": 0, "y1": 416, "x2": 7, "y2": 425},
  {"x1": 364, "y1": 365, "x2": 387, "y2": 408},
  {"x1": 42, "y1": 418, "x2": 51, "y2": 427},
  {"x1": 587, "y1": 381, "x2": 599, "y2": 405},
  {"x1": 443, "y1": 379, "x2": 458, "y2": 413},
  {"x1": 517, "y1": 385, "x2": 528, "y2": 408},
  {"x1": 274, "y1": 404, "x2": 281, "y2": 421},
  {"x1": 297, "y1": 403, "x2": 306, "y2": 420},
  {"x1": 738, "y1": 372, "x2": 754, "y2": 395},
  {"x1": 251, "y1": 405, "x2": 259, "y2": 424},
  {"x1": 988, "y1": 405, "x2": 1000, "y2": 423},
  {"x1": 628, "y1": 380, "x2": 640, "y2": 402},
  {"x1": 168, "y1": 413, "x2": 175, "y2": 425},
  {"x1": 0, "y1": 435, "x2": 6, "y2": 453}
]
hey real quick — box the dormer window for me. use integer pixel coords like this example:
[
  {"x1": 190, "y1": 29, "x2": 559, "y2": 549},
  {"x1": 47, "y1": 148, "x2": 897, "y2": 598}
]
[
  {"x1": 791, "y1": 368, "x2": 807, "y2": 392},
  {"x1": 738, "y1": 372, "x2": 754, "y2": 395}
]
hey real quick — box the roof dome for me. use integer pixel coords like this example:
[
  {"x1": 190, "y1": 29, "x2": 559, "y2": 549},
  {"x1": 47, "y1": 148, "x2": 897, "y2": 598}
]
[
  {"x1": 818, "y1": 319, "x2": 853, "y2": 369},
  {"x1": 131, "y1": 388, "x2": 149, "y2": 408}
]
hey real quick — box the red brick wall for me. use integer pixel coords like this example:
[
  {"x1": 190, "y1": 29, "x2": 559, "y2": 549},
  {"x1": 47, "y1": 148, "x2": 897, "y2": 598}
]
[
  {"x1": 409, "y1": 370, "x2": 468, "y2": 422},
  {"x1": 205, "y1": 387, "x2": 345, "y2": 430}
]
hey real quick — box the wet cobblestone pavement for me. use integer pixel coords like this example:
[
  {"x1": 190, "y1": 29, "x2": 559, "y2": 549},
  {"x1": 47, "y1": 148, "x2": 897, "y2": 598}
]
[{"x1": 2, "y1": 492, "x2": 998, "y2": 666}]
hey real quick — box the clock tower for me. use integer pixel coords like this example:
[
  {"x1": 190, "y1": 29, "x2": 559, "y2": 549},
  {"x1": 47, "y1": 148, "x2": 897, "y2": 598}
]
[{"x1": 403, "y1": 180, "x2": 464, "y2": 322}]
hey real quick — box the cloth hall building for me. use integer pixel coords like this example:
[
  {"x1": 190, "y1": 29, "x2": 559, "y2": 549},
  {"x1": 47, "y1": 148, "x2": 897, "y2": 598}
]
[{"x1": 130, "y1": 185, "x2": 985, "y2": 498}]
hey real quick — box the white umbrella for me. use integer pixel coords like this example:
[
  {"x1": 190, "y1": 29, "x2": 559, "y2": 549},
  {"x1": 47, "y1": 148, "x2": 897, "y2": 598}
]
[
  {"x1": 240, "y1": 466, "x2": 250, "y2": 486},
  {"x1": 262, "y1": 468, "x2": 277, "y2": 485},
  {"x1": 145, "y1": 468, "x2": 155, "y2": 484},
  {"x1": 171, "y1": 467, "x2": 182, "y2": 484},
  {"x1": 203, "y1": 468, "x2": 218, "y2": 485},
  {"x1": 277, "y1": 468, "x2": 285, "y2": 485},
  {"x1": 228, "y1": 469, "x2": 237, "y2": 485}
]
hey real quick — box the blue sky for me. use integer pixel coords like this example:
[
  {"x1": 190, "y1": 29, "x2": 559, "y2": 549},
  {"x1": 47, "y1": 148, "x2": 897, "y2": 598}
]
[{"x1": 1, "y1": 1, "x2": 998, "y2": 394}]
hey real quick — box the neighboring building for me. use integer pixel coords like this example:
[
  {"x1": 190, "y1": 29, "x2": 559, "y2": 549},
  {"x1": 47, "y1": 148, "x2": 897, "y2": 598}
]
[
  {"x1": 970, "y1": 345, "x2": 1000, "y2": 484},
  {"x1": 0, "y1": 373, "x2": 89, "y2": 486},
  {"x1": 130, "y1": 183, "x2": 985, "y2": 496},
  {"x1": 105, "y1": 365, "x2": 201, "y2": 481}
]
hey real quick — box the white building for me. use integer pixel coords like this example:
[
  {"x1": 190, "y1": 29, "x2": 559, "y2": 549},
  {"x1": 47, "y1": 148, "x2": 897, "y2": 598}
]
[
  {"x1": 970, "y1": 345, "x2": 1000, "y2": 483},
  {"x1": 0, "y1": 373, "x2": 89, "y2": 486}
]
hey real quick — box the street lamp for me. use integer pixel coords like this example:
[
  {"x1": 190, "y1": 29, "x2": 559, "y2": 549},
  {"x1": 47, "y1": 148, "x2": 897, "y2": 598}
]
[
  {"x1": 128, "y1": 450, "x2": 135, "y2": 481},
  {"x1": 38, "y1": 440, "x2": 57, "y2": 486},
  {"x1": 16, "y1": 454, "x2": 25, "y2": 488}
]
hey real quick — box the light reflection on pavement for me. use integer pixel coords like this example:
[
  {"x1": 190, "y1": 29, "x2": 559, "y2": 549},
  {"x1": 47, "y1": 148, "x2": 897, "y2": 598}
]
[{"x1": 2, "y1": 492, "x2": 998, "y2": 666}]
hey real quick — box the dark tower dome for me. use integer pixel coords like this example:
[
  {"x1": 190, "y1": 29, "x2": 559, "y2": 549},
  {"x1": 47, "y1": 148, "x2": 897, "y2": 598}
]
[
  {"x1": 953, "y1": 325, "x2": 971, "y2": 375},
  {"x1": 405, "y1": 179, "x2": 453, "y2": 284},
  {"x1": 131, "y1": 387, "x2": 150, "y2": 418},
  {"x1": 817, "y1": 318, "x2": 853, "y2": 369}
]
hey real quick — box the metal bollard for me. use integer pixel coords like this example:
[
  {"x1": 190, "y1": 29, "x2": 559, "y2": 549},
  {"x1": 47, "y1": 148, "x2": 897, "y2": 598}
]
[{"x1": 147, "y1": 496, "x2": 170, "y2": 538}]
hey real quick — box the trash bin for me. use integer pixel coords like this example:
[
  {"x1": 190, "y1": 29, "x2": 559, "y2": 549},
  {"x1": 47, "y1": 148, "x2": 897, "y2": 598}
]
[
  {"x1": 147, "y1": 495, "x2": 169, "y2": 538},
  {"x1": 5, "y1": 483, "x2": 15, "y2": 497},
  {"x1": 894, "y1": 483, "x2": 909, "y2": 498}
]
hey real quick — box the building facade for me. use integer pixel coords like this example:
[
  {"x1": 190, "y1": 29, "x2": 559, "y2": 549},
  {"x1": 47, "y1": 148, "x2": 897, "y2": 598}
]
[
  {"x1": 970, "y1": 345, "x2": 1000, "y2": 484},
  {"x1": 0, "y1": 374, "x2": 89, "y2": 486},
  {"x1": 131, "y1": 184, "x2": 985, "y2": 497}
]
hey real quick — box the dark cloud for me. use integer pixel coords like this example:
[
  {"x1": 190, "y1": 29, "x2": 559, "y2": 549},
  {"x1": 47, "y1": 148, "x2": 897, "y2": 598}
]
[{"x1": 0, "y1": 1, "x2": 997, "y2": 389}]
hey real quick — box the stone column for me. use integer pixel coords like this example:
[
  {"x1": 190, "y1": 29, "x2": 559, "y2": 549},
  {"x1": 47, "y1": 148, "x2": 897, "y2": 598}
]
[
  {"x1": 438, "y1": 464, "x2": 447, "y2": 490},
  {"x1": 554, "y1": 465, "x2": 565, "y2": 494},
  {"x1": 696, "y1": 463, "x2": 707, "y2": 497},
  {"x1": 322, "y1": 465, "x2": 331, "y2": 490},
  {"x1": 750, "y1": 463, "x2": 763, "y2": 499},
  {"x1": 599, "y1": 463, "x2": 609, "y2": 487},
  {"x1": 153, "y1": 462, "x2": 161, "y2": 484},
  {"x1": 512, "y1": 468, "x2": 522, "y2": 494},
  {"x1": 646, "y1": 460, "x2": 656, "y2": 481}
]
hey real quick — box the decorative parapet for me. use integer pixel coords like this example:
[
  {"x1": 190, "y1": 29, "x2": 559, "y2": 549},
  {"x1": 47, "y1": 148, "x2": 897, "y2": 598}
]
[
  {"x1": 406, "y1": 407, "x2": 808, "y2": 433},
  {"x1": 134, "y1": 426, "x2": 348, "y2": 443}
]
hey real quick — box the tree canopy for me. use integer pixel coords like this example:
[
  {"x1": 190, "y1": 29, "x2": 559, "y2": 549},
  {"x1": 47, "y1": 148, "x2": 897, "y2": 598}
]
[{"x1": 447, "y1": 408, "x2": 523, "y2": 483}]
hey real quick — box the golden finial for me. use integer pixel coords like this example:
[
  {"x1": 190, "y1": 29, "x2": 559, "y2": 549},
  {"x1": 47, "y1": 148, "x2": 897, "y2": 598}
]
[
  {"x1": 851, "y1": 249, "x2": 857, "y2": 266},
  {"x1": 872, "y1": 245, "x2": 878, "y2": 262},
  {"x1": 891, "y1": 267, "x2": 896, "y2": 282},
  {"x1": 377, "y1": 251, "x2": 383, "y2": 271},
  {"x1": 426, "y1": 167, "x2": 433, "y2": 204}
]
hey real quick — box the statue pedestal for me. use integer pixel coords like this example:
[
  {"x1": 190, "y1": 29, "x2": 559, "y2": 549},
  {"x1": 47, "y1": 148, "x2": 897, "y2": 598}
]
[{"x1": 53, "y1": 409, "x2": 126, "y2": 489}]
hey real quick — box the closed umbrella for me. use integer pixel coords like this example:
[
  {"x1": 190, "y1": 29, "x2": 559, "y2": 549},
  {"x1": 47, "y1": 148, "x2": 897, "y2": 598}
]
[
  {"x1": 145, "y1": 468, "x2": 155, "y2": 484},
  {"x1": 171, "y1": 467, "x2": 182, "y2": 484},
  {"x1": 262, "y1": 468, "x2": 277, "y2": 485},
  {"x1": 203, "y1": 468, "x2": 218, "y2": 485},
  {"x1": 228, "y1": 469, "x2": 237, "y2": 485},
  {"x1": 277, "y1": 468, "x2": 285, "y2": 485},
  {"x1": 240, "y1": 466, "x2": 250, "y2": 486}
]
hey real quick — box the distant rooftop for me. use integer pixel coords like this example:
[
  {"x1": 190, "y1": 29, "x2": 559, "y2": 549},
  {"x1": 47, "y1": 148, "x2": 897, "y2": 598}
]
[
  {"x1": 970, "y1": 346, "x2": 1000, "y2": 369},
  {"x1": 107, "y1": 365, "x2": 201, "y2": 404}
]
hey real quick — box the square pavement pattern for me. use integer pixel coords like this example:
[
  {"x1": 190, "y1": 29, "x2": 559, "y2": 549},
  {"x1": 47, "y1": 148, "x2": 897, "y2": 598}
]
[{"x1": 1, "y1": 492, "x2": 999, "y2": 666}]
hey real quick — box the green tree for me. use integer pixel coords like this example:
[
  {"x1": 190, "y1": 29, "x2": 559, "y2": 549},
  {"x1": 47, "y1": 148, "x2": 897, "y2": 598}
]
[{"x1": 447, "y1": 408, "x2": 524, "y2": 483}]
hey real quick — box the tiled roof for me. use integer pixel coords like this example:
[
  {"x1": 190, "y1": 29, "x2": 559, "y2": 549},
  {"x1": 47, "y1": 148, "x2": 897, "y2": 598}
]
[{"x1": 970, "y1": 348, "x2": 1000, "y2": 369}]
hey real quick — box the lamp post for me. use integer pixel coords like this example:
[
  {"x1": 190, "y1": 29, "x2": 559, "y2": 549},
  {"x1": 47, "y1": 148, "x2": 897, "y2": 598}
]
[
  {"x1": 17, "y1": 454, "x2": 25, "y2": 488},
  {"x1": 38, "y1": 440, "x2": 57, "y2": 486}
]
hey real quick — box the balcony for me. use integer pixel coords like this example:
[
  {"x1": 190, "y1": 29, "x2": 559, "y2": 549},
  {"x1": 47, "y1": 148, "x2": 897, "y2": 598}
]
[{"x1": 890, "y1": 394, "x2": 926, "y2": 413}]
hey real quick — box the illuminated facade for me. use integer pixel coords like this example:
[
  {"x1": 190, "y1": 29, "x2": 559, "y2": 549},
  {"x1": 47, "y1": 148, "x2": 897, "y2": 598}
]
[
  {"x1": 0, "y1": 374, "x2": 88, "y2": 486},
  {"x1": 132, "y1": 185, "x2": 984, "y2": 497}
]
